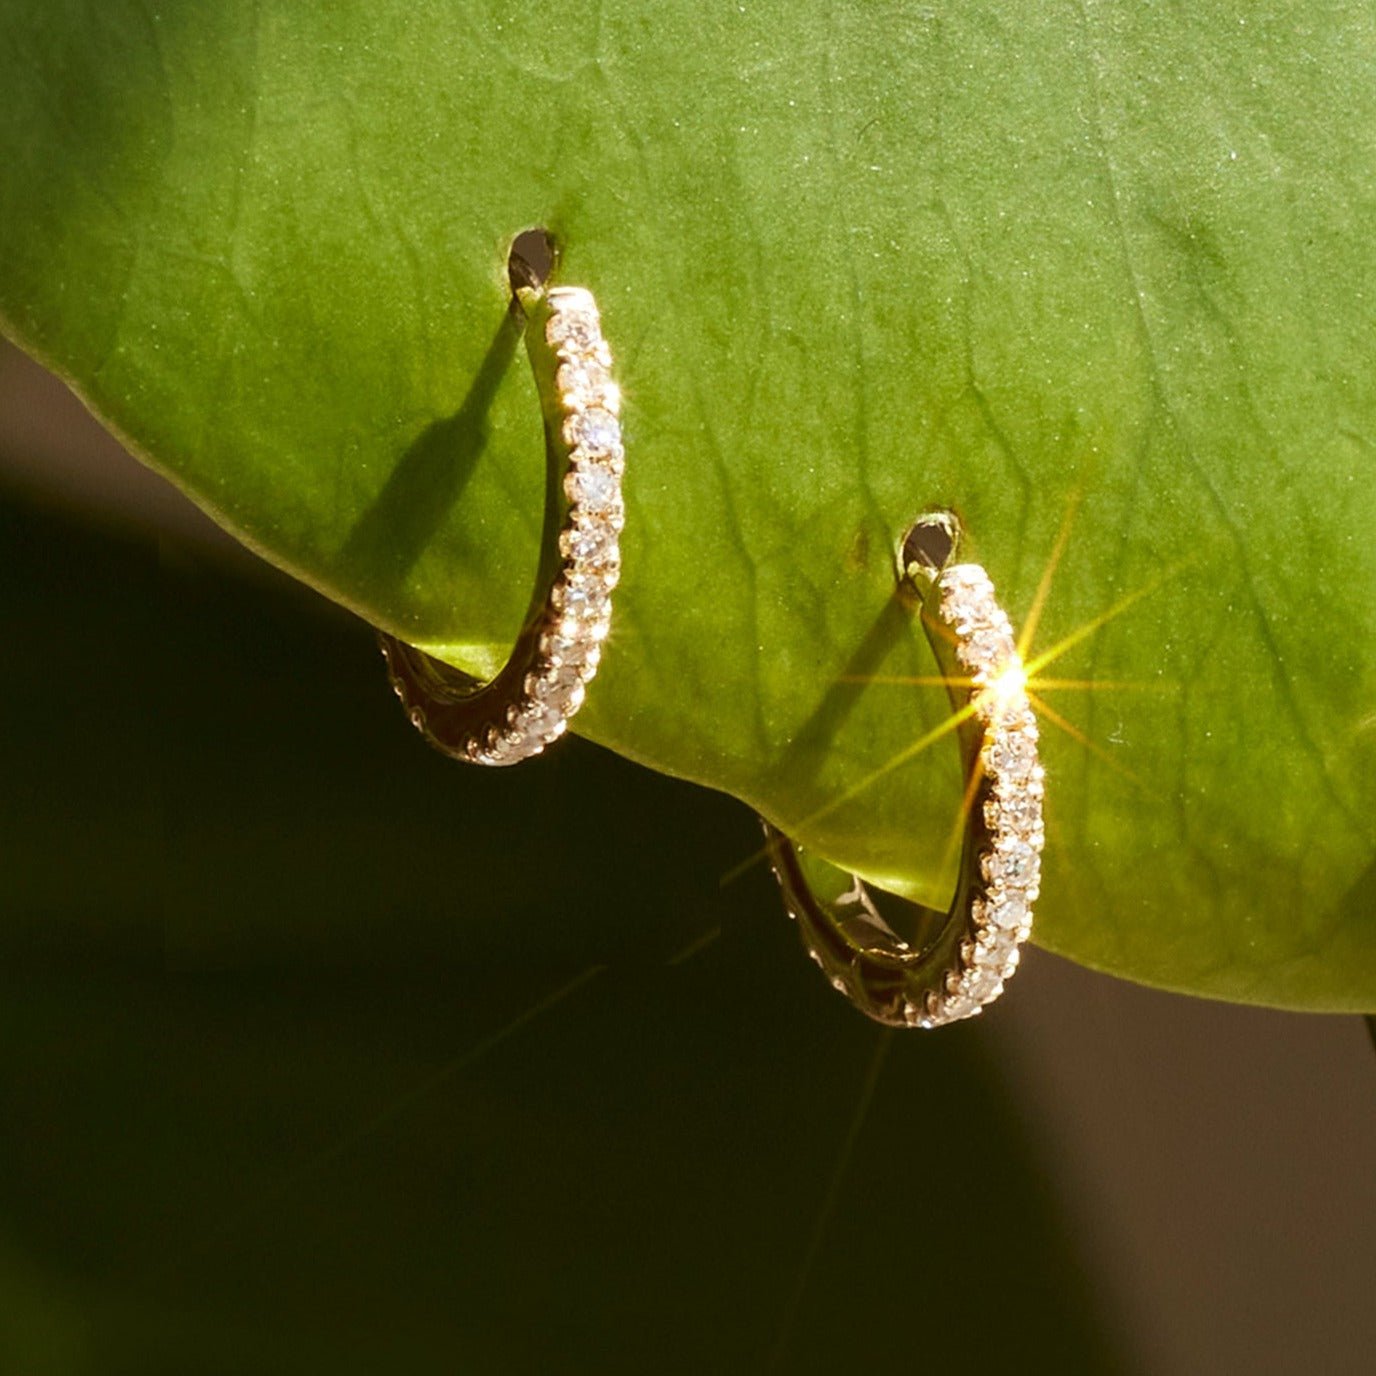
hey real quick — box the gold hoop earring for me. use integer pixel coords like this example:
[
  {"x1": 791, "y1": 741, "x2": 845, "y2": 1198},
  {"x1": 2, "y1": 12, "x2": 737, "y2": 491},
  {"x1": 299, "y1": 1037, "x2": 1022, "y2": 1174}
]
[
  {"x1": 379, "y1": 282, "x2": 623, "y2": 766},
  {"x1": 763, "y1": 512, "x2": 1044, "y2": 1028}
]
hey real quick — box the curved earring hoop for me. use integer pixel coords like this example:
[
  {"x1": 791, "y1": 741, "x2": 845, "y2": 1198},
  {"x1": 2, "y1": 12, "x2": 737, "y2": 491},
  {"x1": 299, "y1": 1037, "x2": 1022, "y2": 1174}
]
[
  {"x1": 762, "y1": 512, "x2": 1044, "y2": 1029},
  {"x1": 379, "y1": 283, "x2": 623, "y2": 766}
]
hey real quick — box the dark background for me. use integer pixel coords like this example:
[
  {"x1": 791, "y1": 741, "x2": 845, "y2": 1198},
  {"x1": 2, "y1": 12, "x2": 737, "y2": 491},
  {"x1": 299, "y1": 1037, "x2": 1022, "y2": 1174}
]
[{"x1": 1, "y1": 339, "x2": 1373, "y2": 1374}]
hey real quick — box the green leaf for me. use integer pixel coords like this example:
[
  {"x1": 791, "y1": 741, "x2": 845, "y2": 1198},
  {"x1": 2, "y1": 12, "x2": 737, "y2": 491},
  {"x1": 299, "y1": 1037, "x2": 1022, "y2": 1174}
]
[{"x1": 2, "y1": 0, "x2": 1374, "y2": 1011}]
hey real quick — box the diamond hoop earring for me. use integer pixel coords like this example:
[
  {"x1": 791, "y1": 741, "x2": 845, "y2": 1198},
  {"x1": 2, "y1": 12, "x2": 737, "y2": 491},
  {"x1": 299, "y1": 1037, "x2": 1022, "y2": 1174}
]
[
  {"x1": 379, "y1": 278, "x2": 623, "y2": 766},
  {"x1": 762, "y1": 512, "x2": 1044, "y2": 1028}
]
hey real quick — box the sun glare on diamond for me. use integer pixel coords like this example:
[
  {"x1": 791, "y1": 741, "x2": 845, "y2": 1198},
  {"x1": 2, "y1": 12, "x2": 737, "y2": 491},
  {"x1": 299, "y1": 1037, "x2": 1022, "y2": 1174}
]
[{"x1": 982, "y1": 660, "x2": 1029, "y2": 717}]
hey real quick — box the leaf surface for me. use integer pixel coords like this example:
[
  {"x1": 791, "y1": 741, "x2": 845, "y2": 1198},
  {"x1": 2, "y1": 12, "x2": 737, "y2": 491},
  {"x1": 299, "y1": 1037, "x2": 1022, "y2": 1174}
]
[{"x1": 3, "y1": 0, "x2": 1375, "y2": 1009}]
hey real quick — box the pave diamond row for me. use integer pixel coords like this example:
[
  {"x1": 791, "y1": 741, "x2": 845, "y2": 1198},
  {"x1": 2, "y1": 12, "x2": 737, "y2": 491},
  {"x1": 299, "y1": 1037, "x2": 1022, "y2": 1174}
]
[
  {"x1": 465, "y1": 286, "x2": 623, "y2": 765},
  {"x1": 911, "y1": 563, "x2": 1044, "y2": 1028}
]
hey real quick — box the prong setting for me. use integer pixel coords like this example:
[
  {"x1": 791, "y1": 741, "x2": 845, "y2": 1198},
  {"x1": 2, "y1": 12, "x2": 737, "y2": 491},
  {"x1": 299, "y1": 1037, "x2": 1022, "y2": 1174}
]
[{"x1": 908, "y1": 563, "x2": 1043, "y2": 1027}]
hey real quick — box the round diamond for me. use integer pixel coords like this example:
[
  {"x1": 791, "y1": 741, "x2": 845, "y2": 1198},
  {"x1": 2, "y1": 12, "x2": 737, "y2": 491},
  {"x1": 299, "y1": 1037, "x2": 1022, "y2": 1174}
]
[
  {"x1": 540, "y1": 630, "x2": 601, "y2": 672},
  {"x1": 941, "y1": 565, "x2": 992, "y2": 597},
  {"x1": 964, "y1": 969, "x2": 1004, "y2": 1002},
  {"x1": 985, "y1": 729, "x2": 1037, "y2": 781},
  {"x1": 558, "y1": 359, "x2": 620, "y2": 413},
  {"x1": 959, "y1": 623, "x2": 1015, "y2": 673},
  {"x1": 555, "y1": 609, "x2": 611, "y2": 643},
  {"x1": 942, "y1": 591, "x2": 992, "y2": 632},
  {"x1": 526, "y1": 660, "x2": 587, "y2": 704},
  {"x1": 560, "y1": 519, "x2": 618, "y2": 565},
  {"x1": 973, "y1": 932, "x2": 1019, "y2": 971},
  {"x1": 982, "y1": 893, "x2": 1030, "y2": 932},
  {"x1": 510, "y1": 699, "x2": 566, "y2": 737},
  {"x1": 564, "y1": 407, "x2": 622, "y2": 457},
  {"x1": 566, "y1": 464, "x2": 621, "y2": 513},
  {"x1": 548, "y1": 678, "x2": 586, "y2": 715},
  {"x1": 981, "y1": 696, "x2": 1035, "y2": 733},
  {"x1": 984, "y1": 840, "x2": 1041, "y2": 891},
  {"x1": 546, "y1": 307, "x2": 601, "y2": 355},
  {"x1": 987, "y1": 788, "x2": 1043, "y2": 839},
  {"x1": 555, "y1": 574, "x2": 611, "y2": 622},
  {"x1": 526, "y1": 662, "x2": 567, "y2": 693},
  {"x1": 583, "y1": 612, "x2": 613, "y2": 643},
  {"x1": 940, "y1": 567, "x2": 996, "y2": 627},
  {"x1": 940, "y1": 993, "x2": 982, "y2": 1022}
]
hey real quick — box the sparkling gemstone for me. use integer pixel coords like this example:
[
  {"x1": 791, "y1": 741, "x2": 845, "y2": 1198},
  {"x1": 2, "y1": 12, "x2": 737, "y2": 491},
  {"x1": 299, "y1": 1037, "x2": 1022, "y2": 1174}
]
[
  {"x1": 546, "y1": 307, "x2": 601, "y2": 355},
  {"x1": 558, "y1": 359, "x2": 620, "y2": 413},
  {"x1": 964, "y1": 969, "x2": 1004, "y2": 1002},
  {"x1": 959, "y1": 623, "x2": 1015, "y2": 672},
  {"x1": 560, "y1": 519, "x2": 618, "y2": 564},
  {"x1": 940, "y1": 568, "x2": 995, "y2": 620},
  {"x1": 559, "y1": 554, "x2": 619, "y2": 593},
  {"x1": 473, "y1": 729, "x2": 524, "y2": 764},
  {"x1": 1005, "y1": 840, "x2": 1041, "y2": 885},
  {"x1": 941, "y1": 565, "x2": 992, "y2": 597},
  {"x1": 987, "y1": 789, "x2": 1043, "y2": 839},
  {"x1": 582, "y1": 612, "x2": 613, "y2": 642},
  {"x1": 974, "y1": 930, "x2": 1018, "y2": 963},
  {"x1": 510, "y1": 699, "x2": 566, "y2": 736},
  {"x1": 555, "y1": 575, "x2": 611, "y2": 621},
  {"x1": 982, "y1": 893, "x2": 1030, "y2": 932},
  {"x1": 986, "y1": 729, "x2": 1038, "y2": 781},
  {"x1": 555, "y1": 679, "x2": 587, "y2": 714},
  {"x1": 540, "y1": 630, "x2": 600, "y2": 671},
  {"x1": 981, "y1": 696, "x2": 1035, "y2": 733},
  {"x1": 942, "y1": 591, "x2": 993, "y2": 633},
  {"x1": 984, "y1": 840, "x2": 1041, "y2": 890},
  {"x1": 555, "y1": 611, "x2": 611, "y2": 646},
  {"x1": 564, "y1": 407, "x2": 622, "y2": 457},
  {"x1": 973, "y1": 934, "x2": 1019, "y2": 972},
  {"x1": 940, "y1": 993, "x2": 982, "y2": 1022},
  {"x1": 526, "y1": 663, "x2": 586, "y2": 703},
  {"x1": 566, "y1": 465, "x2": 621, "y2": 513}
]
